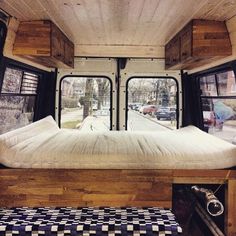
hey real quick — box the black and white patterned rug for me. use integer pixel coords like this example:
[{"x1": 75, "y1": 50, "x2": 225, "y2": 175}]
[{"x1": 0, "y1": 207, "x2": 182, "y2": 235}]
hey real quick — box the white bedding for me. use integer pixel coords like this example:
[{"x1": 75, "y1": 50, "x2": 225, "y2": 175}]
[{"x1": 0, "y1": 116, "x2": 236, "y2": 169}]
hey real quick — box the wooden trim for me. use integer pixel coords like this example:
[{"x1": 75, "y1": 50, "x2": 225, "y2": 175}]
[
  {"x1": 74, "y1": 45, "x2": 165, "y2": 58},
  {"x1": 225, "y1": 179, "x2": 236, "y2": 236}
]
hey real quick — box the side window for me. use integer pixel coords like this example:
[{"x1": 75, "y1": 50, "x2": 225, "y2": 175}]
[
  {"x1": 127, "y1": 77, "x2": 178, "y2": 131},
  {"x1": 200, "y1": 70, "x2": 236, "y2": 144},
  {"x1": 60, "y1": 77, "x2": 111, "y2": 131},
  {"x1": 0, "y1": 67, "x2": 39, "y2": 134}
]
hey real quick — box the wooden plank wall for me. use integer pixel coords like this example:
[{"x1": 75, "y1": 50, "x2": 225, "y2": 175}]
[
  {"x1": 226, "y1": 179, "x2": 236, "y2": 236},
  {"x1": 189, "y1": 15, "x2": 236, "y2": 73},
  {"x1": 0, "y1": 169, "x2": 173, "y2": 208},
  {"x1": 0, "y1": 169, "x2": 236, "y2": 234},
  {"x1": 3, "y1": 17, "x2": 52, "y2": 71}
]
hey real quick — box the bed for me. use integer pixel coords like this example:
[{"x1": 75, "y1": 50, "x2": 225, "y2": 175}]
[
  {"x1": 0, "y1": 116, "x2": 236, "y2": 235},
  {"x1": 0, "y1": 116, "x2": 236, "y2": 169}
]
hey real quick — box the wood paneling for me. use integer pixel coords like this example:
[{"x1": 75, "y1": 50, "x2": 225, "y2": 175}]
[
  {"x1": 0, "y1": 169, "x2": 235, "y2": 234},
  {"x1": 0, "y1": 169, "x2": 173, "y2": 208},
  {"x1": 75, "y1": 45, "x2": 164, "y2": 58},
  {"x1": 165, "y1": 19, "x2": 232, "y2": 69},
  {"x1": 1, "y1": 0, "x2": 236, "y2": 58},
  {"x1": 3, "y1": 17, "x2": 51, "y2": 71},
  {"x1": 226, "y1": 179, "x2": 236, "y2": 236},
  {"x1": 13, "y1": 20, "x2": 51, "y2": 56},
  {"x1": 0, "y1": 169, "x2": 235, "y2": 207},
  {"x1": 13, "y1": 20, "x2": 74, "y2": 68},
  {"x1": 189, "y1": 15, "x2": 236, "y2": 73}
]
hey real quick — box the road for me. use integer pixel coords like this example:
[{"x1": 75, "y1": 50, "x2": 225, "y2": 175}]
[
  {"x1": 61, "y1": 109, "x2": 174, "y2": 131},
  {"x1": 127, "y1": 110, "x2": 173, "y2": 131},
  {"x1": 61, "y1": 109, "x2": 235, "y2": 144}
]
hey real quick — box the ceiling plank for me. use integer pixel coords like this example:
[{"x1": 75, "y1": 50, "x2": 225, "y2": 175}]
[
  {"x1": 1, "y1": 0, "x2": 236, "y2": 58},
  {"x1": 75, "y1": 44, "x2": 164, "y2": 58}
]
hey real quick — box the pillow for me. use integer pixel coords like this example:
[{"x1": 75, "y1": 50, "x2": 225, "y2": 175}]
[{"x1": 0, "y1": 116, "x2": 59, "y2": 148}]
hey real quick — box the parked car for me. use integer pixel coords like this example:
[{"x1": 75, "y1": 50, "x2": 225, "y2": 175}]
[
  {"x1": 133, "y1": 103, "x2": 143, "y2": 111},
  {"x1": 142, "y1": 105, "x2": 158, "y2": 115},
  {"x1": 129, "y1": 103, "x2": 143, "y2": 111},
  {"x1": 156, "y1": 107, "x2": 176, "y2": 120},
  {"x1": 139, "y1": 105, "x2": 146, "y2": 113}
]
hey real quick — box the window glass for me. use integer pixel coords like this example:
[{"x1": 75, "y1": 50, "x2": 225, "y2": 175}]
[
  {"x1": 127, "y1": 78, "x2": 177, "y2": 131},
  {"x1": 61, "y1": 77, "x2": 111, "y2": 131},
  {"x1": 200, "y1": 70, "x2": 236, "y2": 144},
  {"x1": 21, "y1": 72, "x2": 38, "y2": 94},
  {"x1": 0, "y1": 96, "x2": 36, "y2": 134},
  {"x1": 0, "y1": 67, "x2": 39, "y2": 134},
  {"x1": 1, "y1": 68, "x2": 22, "y2": 93},
  {"x1": 217, "y1": 71, "x2": 236, "y2": 96},
  {"x1": 200, "y1": 75, "x2": 217, "y2": 96}
]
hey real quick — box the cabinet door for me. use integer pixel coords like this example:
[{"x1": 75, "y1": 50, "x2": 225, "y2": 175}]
[
  {"x1": 170, "y1": 36, "x2": 180, "y2": 65},
  {"x1": 165, "y1": 41, "x2": 172, "y2": 68},
  {"x1": 51, "y1": 24, "x2": 65, "y2": 61},
  {"x1": 180, "y1": 23, "x2": 192, "y2": 61},
  {"x1": 165, "y1": 36, "x2": 180, "y2": 68},
  {"x1": 64, "y1": 39, "x2": 74, "y2": 68}
]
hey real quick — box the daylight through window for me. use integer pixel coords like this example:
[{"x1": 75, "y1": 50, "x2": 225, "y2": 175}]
[
  {"x1": 127, "y1": 78, "x2": 177, "y2": 132},
  {"x1": 60, "y1": 77, "x2": 111, "y2": 131},
  {"x1": 200, "y1": 70, "x2": 236, "y2": 144},
  {"x1": 0, "y1": 67, "x2": 39, "y2": 134}
]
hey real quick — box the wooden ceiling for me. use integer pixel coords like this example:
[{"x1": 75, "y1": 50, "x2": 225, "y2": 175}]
[{"x1": 1, "y1": 0, "x2": 236, "y2": 57}]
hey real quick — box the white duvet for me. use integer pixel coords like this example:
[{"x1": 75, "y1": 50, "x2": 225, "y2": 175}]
[{"x1": 0, "y1": 116, "x2": 235, "y2": 169}]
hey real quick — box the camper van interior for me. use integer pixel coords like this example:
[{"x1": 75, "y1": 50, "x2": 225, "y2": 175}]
[{"x1": 0, "y1": 0, "x2": 236, "y2": 235}]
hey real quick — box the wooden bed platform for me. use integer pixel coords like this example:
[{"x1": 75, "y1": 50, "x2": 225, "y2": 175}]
[{"x1": 0, "y1": 169, "x2": 235, "y2": 235}]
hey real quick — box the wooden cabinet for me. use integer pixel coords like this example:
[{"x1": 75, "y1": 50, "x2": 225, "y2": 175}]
[
  {"x1": 165, "y1": 20, "x2": 232, "y2": 70},
  {"x1": 165, "y1": 36, "x2": 180, "y2": 69},
  {"x1": 64, "y1": 39, "x2": 74, "y2": 68},
  {"x1": 13, "y1": 20, "x2": 74, "y2": 68}
]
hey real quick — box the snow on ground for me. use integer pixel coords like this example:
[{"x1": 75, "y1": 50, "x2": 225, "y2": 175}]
[{"x1": 79, "y1": 116, "x2": 110, "y2": 131}]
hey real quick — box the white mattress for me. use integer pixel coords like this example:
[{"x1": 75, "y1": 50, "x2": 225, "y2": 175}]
[{"x1": 0, "y1": 116, "x2": 236, "y2": 169}]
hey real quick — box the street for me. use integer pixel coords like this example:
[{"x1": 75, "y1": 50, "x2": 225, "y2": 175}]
[
  {"x1": 127, "y1": 110, "x2": 174, "y2": 131},
  {"x1": 61, "y1": 108, "x2": 174, "y2": 131},
  {"x1": 61, "y1": 109, "x2": 235, "y2": 144}
]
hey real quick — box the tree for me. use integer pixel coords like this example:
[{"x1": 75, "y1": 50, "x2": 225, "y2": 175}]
[
  {"x1": 96, "y1": 78, "x2": 110, "y2": 109},
  {"x1": 83, "y1": 79, "x2": 94, "y2": 119}
]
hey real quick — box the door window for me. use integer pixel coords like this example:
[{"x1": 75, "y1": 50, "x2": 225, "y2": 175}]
[
  {"x1": 60, "y1": 76, "x2": 112, "y2": 131},
  {"x1": 127, "y1": 77, "x2": 178, "y2": 131}
]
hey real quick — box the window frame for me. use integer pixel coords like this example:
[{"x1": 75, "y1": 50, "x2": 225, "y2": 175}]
[
  {"x1": 59, "y1": 75, "x2": 113, "y2": 130},
  {"x1": 197, "y1": 67, "x2": 236, "y2": 132},
  {"x1": 125, "y1": 76, "x2": 179, "y2": 130},
  {"x1": 0, "y1": 60, "x2": 42, "y2": 130}
]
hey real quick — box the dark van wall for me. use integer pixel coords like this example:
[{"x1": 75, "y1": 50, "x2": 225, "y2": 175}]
[
  {"x1": 181, "y1": 72, "x2": 203, "y2": 129},
  {"x1": 0, "y1": 21, "x2": 7, "y2": 56},
  {"x1": 35, "y1": 70, "x2": 57, "y2": 120}
]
